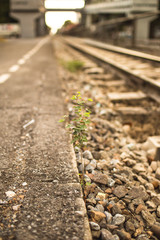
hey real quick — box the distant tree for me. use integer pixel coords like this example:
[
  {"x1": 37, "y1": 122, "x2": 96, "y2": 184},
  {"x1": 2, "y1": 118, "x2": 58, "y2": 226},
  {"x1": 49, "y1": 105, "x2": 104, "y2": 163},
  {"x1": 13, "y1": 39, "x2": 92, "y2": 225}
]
[{"x1": 63, "y1": 20, "x2": 73, "y2": 27}]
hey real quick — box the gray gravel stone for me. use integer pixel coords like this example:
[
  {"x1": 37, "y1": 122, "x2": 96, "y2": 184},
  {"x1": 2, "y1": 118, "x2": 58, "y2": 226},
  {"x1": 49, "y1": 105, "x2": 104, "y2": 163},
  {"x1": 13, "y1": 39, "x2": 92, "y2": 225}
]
[
  {"x1": 146, "y1": 201, "x2": 156, "y2": 209},
  {"x1": 150, "y1": 161, "x2": 157, "y2": 172},
  {"x1": 112, "y1": 214, "x2": 125, "y2": 226},
  {"x1": 124, "y1": 158, "x2": 136, "y2": 167},
  {"x1": 105, "y1": 211, "x2": 113, "y2": 224},
  {"x1": 151, "y1": 224, "x2": 160, "y2": 239},
  {"x1": 91, "y1": 171, "x2": 108, "y2": 185},
  {"x1": 128, "y1": 186, "x2": 149, "y2": 200},
  {"x1": 91, "y1": 230, "x2": 101, "y2": 239},
  {"x1": 133, "y1": 163, "x2": 146, "y2": 173},
  {"x1": 87, "y1": 205, "x2": 97, "y2": 211},
  {"x1": 128, "y1": 202, "x2": 134, "y2": 213},
  {"x1": 96, "y1": 192, "x2": 106, "y2": 201},
  {"x1": 99, "y1": 218, "x2": 107, "y2": 229},
  {"x1": 113, "y1": 174, "x2": 128, "y2": 183},
  {"x1": 120, "y1": 152, "x2": 129, "y2": 159},
  {"x1": 97, "y1": 159, "x2": 108, "y2": 170},
  {"x1": 112, "y1": 235, "x2": 120, "y2": 240},
  {"x1": 83, "y1": 150, "x2": 93, "y2": 160},
  {"x1": 141, "y1": 209, "x2": 155, "y2": 226},
  {"x1": 137, "y1": 234, "x2": 149, "y2": 240},
  {"x1": 125, "y1": 220, "x2": 135, "y2": 233},
  {"x1": 89, "y1": 222, "x2": 100, "y2": 231},
  {"x1": 101, "y1": 229, "x2": 113, "y2": 240},
  {"x1": 86, "y1": 199, "x2": 96, "y2": 206},
  {"x1": 152, "y1": 196, "x2": 160, "y2": 206},
  {"x1": 100, "y1": 151, "x2": 110, "y2": 160},
  {"x1": 145, "y1": 183, "x2": 154, "y2": 190},
  {"x1": 108, "y1": 200, "x2": 116, "y2": 206},
  {"x1": 113, "y1": 186, "x2": 128, "y2": 198},
  {"x1": 92, "y1": 151, "x2": 101, "y2": 160},
  {"x1": 84, "y1": 158, "x2": 91, "y2": 166},
  {"x1": 78, "y1": 164, "x2": 83, "y2": 172},
  {"x1": 96, "y1": 204, "x2": 104, "y2": 213},
  {"x1": 111, "y1": 204, "x2": 122, "y2": 215},
  {"x1": 84, "y1": 174, "x2": 91, "y2": 184},
  {"x1": 110, "y1": 159, "x2": 120, "y2": 165},
  {"x1": 85, "y1": 159, "x2": 97, "y2": 172},
  {"x1": 132, "y1": 198, "x2": 144, "y2": 206},
  {"x1": 155, "y1": 167, "x2": 160, "y2": 180},
  {"x1": 108, "y1": 177, "x2": 116, "y2": 187},
  {"x1": 77, "y1": 157, "x2": 90, "y2": 166},
  {"x1": 157, "y1": 205, "x2": 160, "y2": 217},
  {"x1": 116, "y1": 229, "x2": 131, "y2": 240}
]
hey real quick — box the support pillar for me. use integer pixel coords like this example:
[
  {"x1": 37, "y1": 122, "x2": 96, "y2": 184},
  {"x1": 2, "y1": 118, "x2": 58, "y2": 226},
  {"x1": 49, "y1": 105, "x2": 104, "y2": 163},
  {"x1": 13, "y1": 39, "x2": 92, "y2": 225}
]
[
  {"x1": 11, "y1": 12, "x2": 42, "y2": 38},
  {"x1": 10, "y1": 0, "x2": 47, "y2": 38},
  {"x1": 134, "y1": 16, "x2": 157, "y2": 41},
  {"x1": 36, "y1": 15, "x2": 48, "y2": 36},
  {"x1": 85, "y1": 14, "x2": 92, "y2": 29}
]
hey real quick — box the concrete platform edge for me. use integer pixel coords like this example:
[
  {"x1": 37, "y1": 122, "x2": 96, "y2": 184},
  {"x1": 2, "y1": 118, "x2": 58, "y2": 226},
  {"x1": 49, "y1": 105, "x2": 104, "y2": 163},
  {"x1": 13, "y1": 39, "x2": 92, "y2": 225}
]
[{"x1": 70, "y1": 142, "x2": 92, "y2": 240}]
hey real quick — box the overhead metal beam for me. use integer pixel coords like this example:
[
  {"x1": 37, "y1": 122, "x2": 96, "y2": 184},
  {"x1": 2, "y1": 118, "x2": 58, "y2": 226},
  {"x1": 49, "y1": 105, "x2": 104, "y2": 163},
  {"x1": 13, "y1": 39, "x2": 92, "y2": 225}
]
[
  {"x1": 96, "y1": 11, "x2": 160, "y2": 28},
  {"x1": 84, "y1": 0, "x2": 158, "y2": 14},
  {"x1": 46, "y1": 8, "x2": 83, "y2": 12}
]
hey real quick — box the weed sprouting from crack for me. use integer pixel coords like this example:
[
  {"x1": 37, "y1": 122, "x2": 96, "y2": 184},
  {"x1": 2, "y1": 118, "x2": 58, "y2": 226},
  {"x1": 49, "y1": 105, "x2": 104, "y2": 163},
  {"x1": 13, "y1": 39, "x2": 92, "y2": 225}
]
[{"x1": 59, "y1": 92, "x2": 93, "y2": 188}]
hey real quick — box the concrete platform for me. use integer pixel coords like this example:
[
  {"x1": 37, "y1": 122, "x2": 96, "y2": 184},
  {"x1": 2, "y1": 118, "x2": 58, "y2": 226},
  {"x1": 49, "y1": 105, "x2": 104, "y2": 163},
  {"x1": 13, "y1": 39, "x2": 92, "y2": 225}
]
[
  {"x1": 82, "y1": 62, "x2": 97, "y2": 70},
  {"x1": 84, "y1": 67, "x2": 104, "y2": 74},
  {"x1": 115, "y1": 106, "x2": 148, "y2": 115},
  {"x1": 0, "y1": 37, "x2": 91, "y2": 240},
  {"x1": 107, "y1": 91, "x2": 147, "y2": 102},
  {"x1": 88, "y1": 79, "x2": 125, "y2": 88},
  {"x1": 89, "y1": 73, "x2": 113, "y2": 80},
  {"x1": 105, "y1": 80, "x2": 126, "y2": 87}
]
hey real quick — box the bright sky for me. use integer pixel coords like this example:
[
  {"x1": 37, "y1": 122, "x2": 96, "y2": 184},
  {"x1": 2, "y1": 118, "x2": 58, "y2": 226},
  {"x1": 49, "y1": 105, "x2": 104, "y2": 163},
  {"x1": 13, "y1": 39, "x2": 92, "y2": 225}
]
[{"x1": 45, "y1": 0, "x2": 85, "y2": 34}]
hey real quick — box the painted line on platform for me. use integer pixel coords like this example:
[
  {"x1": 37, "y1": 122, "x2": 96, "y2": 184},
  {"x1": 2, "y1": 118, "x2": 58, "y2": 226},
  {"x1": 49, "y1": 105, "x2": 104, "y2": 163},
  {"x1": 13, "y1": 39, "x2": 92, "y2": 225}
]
[
  {"x1": 18, "y1": 59, "x2": 26, "y2": 65},
  {"x1": 0, "y1": 74, "x2": 10, "y2": 84},
  {"x1": 0, "y1": 37, "x2": 48, "y2": 84},
  {"x1": 9, "y1": 65, "x2": 20, "y2": 73},
  {"x1": 22, "y1": 38, "x2": 48, "y2": 61}
]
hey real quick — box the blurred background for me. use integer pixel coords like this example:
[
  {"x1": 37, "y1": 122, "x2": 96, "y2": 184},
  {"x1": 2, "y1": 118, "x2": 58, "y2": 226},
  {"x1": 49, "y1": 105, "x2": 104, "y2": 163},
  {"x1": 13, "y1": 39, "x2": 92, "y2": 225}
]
[{"x1": 0, "y1": 0, "x2": 160, "y2": 48}]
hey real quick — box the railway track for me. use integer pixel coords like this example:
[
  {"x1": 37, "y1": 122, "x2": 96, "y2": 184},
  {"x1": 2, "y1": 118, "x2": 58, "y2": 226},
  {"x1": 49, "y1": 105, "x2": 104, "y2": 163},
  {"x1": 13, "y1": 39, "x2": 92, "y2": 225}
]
[
  {"x1": 63, "y1": 37, "x2": 160, "y2": 104},
  {"x1": 54, "y1": 37, "x2": 160, "y2": 240},
  {"x1": 57, "y1": 35, "x2": 160, "y2": 143}
]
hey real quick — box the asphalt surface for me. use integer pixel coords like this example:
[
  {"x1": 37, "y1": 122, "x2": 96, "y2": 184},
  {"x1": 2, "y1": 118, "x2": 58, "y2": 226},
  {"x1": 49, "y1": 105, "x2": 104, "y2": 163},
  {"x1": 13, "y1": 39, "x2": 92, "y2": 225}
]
[{"x1": 0, "y1": 37, "x2": 91, "y2": 240}]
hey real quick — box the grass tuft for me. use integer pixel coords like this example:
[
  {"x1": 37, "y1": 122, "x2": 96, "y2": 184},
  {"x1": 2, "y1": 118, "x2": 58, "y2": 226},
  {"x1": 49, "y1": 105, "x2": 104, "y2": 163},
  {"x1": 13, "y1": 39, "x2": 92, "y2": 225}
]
[{"x1": 61, "y1": 60, "x2": 84, "y2": 72}]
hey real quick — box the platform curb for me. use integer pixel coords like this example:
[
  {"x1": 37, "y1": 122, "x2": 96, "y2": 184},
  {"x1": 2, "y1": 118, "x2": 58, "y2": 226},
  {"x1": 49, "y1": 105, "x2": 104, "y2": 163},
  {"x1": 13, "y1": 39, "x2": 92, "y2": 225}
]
[{"x1": 70, "y1": 141, "x2": 92, "y2": 240}]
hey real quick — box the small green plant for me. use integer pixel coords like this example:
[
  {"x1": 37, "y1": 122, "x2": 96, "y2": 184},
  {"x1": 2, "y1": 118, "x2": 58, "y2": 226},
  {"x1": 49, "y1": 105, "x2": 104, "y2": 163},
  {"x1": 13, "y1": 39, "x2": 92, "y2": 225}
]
[
  {"x1": 85, "y1": 182, "x2": 91, "y2": 186},
  {"x1": 61, "y1": 60, "x2": 84, "y2": 72},
  {"x1": 59, "y1": 92, "x2": 92, "y2": 187}
]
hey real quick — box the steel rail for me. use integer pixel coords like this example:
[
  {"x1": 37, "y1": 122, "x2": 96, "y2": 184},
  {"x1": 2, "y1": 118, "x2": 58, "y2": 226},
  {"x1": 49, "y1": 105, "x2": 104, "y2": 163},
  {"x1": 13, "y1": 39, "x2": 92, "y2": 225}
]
[{"x1": 82, "y1": 39, "x2": 160, "y2": 63}]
